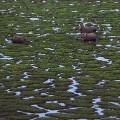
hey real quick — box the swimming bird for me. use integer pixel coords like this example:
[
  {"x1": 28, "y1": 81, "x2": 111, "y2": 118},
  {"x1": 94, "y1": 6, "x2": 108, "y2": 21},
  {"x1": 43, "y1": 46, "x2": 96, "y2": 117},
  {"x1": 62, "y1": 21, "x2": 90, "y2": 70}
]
[
  {"x1": 10, "y1": 35, "x2": 29, "y2": 44},
  {"x1": 75, "y1": 24, "x2": 96, "y2": 33},
  {"x1": 81, "y1": 33, "x2": 97, "y2": 42}
]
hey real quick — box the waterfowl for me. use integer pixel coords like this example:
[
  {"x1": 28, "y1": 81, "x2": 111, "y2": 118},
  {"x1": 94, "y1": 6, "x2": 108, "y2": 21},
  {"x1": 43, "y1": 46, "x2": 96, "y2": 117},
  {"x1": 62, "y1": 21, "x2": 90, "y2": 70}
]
[
  {"x1": 10, "y1": 35, "x2": 29, "y2": 44},
  {"x1": 75, "y1": 24, "x2": 96, "y2": 33},
  {"x1": 81, "y1": 33, "x2": 97, "y2": 42}
]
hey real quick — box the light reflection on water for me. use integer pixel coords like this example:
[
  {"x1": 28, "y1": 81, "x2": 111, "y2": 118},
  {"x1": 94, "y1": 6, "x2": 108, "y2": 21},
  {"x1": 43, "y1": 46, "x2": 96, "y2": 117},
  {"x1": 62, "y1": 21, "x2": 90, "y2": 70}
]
[
  {"x1": 15, "y1": 91, "x2": 21, "y2": 96},
  {"x1": 16, "y1": 60, "x2": 23, "y2": 64},
  {"x1": 110, "y1": 102, "x2": 120, "y2": 106},
  {"x1": 20, "y1": 104, "x2": 82, "y2": 119},
  {"x1": 108, "y1": 116, "x2": 120, "y2": 120},
  {"x1": 17, "y1": 85, "x2": 26, "y2": 88},
  {"x1": 5, "y1": 38, "x2": 12, "y2": 44},
  {"x1": 96, "y1": 80, "x2": 107, "y2": 86},
  {"x1": 43, "y1": 78, "x2": 54, "y2": 84},
  {"x1": 41, "y1": 92, "x2": 54, "y2": 96},
  {"x1": 40, "y1": 33, "x2": 51, "y2": 37},
  {"x1": 99, "y1": 9, "x2": 120, "y2": 13},
  {"x1": 52, "y1": 27, "x2": 61, "y2": 32},
  {"x1": 43, "y1": 78, "x2": 55, "y2": 88},
  {"x1": 1, "y1": 1, "x2": 120, "y2": 119},
  {"x1": 29, "y1": 104, "x2": 60, "y2": 119},
  {"x1": 67, "y1": 77, "x2": 85, "y2": 96},
  {"x1": 44, "y1": 47, "x2": 54, "y2": 51},
  {"x1": 5, "y1": 89, "x2": 22, "y2": 96},
  {"x1": 20, "y1": 72, "x2": 31, "y2": 81},
  {"x1": 95, "y1": 56, "x2": 112, "y2": 64},
  {"x1": 29, "y1": 17, "x2": 41, "y2": 21},
  {"x1": 45, "y1": 68, "x2": 50, "y2": 71},
  {"x1": 66, "y1": 32, "x2": 81, "y2": 36},
  {"x1": 23, "y1": 96, "x2": 35, "y2": 100},
  {"x1": 92, "y1": 97, "x2": 104, "y2": 116},
  {"x1": 0, "y1": 53, "x2": 13, "y2": 60},
  {"x1": 46, "y1": 101, "x2": 66, "y2": 107},
  {"x1": 72, "y1": 65, "x2": 81, "y2": 71},
  {"x1": 30, "y1": 64, "x2": 38, "y2": 69}
]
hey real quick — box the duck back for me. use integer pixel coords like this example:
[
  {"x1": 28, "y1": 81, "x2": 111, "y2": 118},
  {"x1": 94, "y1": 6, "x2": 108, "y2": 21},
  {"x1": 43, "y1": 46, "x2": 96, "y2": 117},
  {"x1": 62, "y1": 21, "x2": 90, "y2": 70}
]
[{"x1": 12, "y1": 35, "x2": 28, "y2": 43}]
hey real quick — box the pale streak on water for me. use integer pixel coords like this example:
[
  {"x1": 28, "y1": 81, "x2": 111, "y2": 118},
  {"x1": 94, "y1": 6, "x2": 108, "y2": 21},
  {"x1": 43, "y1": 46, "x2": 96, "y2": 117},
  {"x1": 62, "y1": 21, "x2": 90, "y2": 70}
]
[{"x1": 92, "y1": 97, "x2": 104, "y2": 116}]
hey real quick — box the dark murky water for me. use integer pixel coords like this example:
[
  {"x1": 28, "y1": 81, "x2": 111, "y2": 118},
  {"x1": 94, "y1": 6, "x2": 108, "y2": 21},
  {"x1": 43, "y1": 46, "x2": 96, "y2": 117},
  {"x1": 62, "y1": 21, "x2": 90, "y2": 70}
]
[{"x1": 0, "y1": 0, "x2": 120, "y2": 119}]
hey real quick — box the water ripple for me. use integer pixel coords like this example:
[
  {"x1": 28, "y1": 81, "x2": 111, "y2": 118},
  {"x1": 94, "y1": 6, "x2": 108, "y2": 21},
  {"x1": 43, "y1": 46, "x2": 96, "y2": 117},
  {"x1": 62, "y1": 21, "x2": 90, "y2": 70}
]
[
  {"x1": 92, "y1": 97, "x2": 104, "y2": 116},
  {"x1": 67, "y1": 77, "x2": 85, "y2": 96},
  {"x1": 0, "y1": 53, "x2": 13, "y2": 60},
  {"x1": 95, "y1": 56, "x2": 112, "y2": 64}
]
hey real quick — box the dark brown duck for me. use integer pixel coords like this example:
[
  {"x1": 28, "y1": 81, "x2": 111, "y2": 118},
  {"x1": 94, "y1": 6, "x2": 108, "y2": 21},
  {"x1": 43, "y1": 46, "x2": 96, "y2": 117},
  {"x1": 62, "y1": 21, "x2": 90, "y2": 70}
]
[
  {"x1": 10, "y1": 35, "x2": 29, "y2": 44},
  {"x1": 75, "y1": 24, "x2": 96, "y2": 33},
  {"x1": 81, "y1": 33, "x2": 97, "y2": 42}
]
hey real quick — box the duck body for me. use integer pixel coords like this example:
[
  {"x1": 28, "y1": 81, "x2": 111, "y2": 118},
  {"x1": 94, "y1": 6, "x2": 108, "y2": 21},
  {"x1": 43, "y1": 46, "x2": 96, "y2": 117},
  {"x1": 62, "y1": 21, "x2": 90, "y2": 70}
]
[
  {"x1": 11, "y1": 35, "x2": 29, "y2": 43},
  {"x1": 81, "y1": 33, "x2": 97, "y2": 42},
  {"x1": 80, "y1": 26, "x2": 96, "y2": 33},
  {"x1": 75, "y1": 24, "x2": 96, "y2": 33}
]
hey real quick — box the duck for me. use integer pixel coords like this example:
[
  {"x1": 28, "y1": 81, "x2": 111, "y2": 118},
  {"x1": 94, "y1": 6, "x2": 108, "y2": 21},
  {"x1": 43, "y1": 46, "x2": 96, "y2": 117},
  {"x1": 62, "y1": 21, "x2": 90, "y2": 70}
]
[
  {"x1": 81, "y1": 33, "x2": 97, "y2": 42},
  {"x1": 10, "y1": 35, "x2": 29, "y2": 44},
  {"x1": 75, "y1": 24, "x2": 96, "y2": 33}
]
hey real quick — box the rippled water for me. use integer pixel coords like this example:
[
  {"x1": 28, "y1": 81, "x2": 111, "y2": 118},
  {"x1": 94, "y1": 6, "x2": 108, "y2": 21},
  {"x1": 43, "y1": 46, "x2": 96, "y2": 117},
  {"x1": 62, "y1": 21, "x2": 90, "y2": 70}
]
[
  {"x1": 1, "y1": 0, "x2": 120, "y2": 119},
  {"x1": 92, "y1": 97, "x2": 104, "y2": 116},
  {"x1": 95, "y1": 56, "x2": 112, "y2": 64},
  {"x1": 67, "y1": 77, "x2": 85, "y2": 96},
  {"x1": 0, "y1": 53, "x2": 13, "y2": 60}
]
